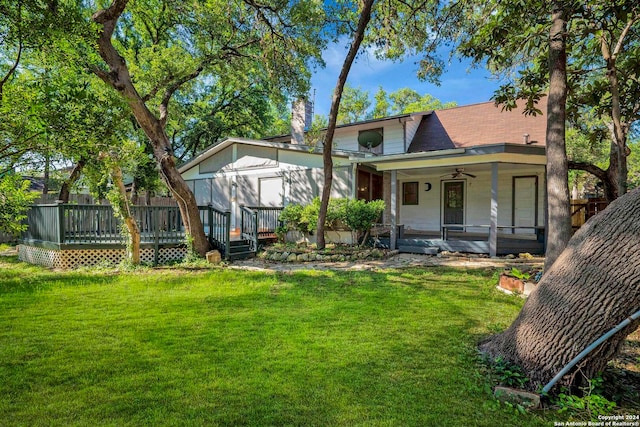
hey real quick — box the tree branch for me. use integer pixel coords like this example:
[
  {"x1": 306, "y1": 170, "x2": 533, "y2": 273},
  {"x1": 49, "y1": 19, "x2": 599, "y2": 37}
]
[
  {"x1": 159, "y1": 64, "x2": 206, "y2": 127},
  {"x1": 611, "y1": 14, "x2": 638, "y2": 60},
  {"x1": 568, "y1": 160, "x2": 608, "y2": 181}
]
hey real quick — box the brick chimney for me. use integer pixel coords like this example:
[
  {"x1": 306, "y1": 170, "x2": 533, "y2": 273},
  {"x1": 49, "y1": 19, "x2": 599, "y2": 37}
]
[{"x1": 291, "y1": 98, "x2": 313, "y2": 144}]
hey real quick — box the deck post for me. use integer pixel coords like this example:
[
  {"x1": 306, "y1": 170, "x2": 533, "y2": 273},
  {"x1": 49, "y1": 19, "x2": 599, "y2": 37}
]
[
  {"x1": 390, "y1": 170, "x2": 397, "y2": 250},
  {"x1": 225, "y1": 210, "x2": 231, "y2": 260},
  {"x1": 208, "y1": 205, "x2": 214, "y2": 245},
  {"x1": 153, "y1": 207, "x2": 160, "y2": 266},
  {"x1": 57, "y1": 202, "x2": 65, "y2": 245},
  {"x1": 489, "y1": 163, "x2": 499, "y2": 257}
]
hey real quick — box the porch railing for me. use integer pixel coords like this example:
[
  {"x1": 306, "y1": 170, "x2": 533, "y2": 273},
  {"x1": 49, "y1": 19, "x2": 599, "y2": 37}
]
[
  {"x1": 240, "y1": 206, "x2": 259, "y2": 252},
  {"x1": 200, "y1": 205, "x2": 231, "y2": 258},
  {"x1": 240, "y1": 206, "x2": 283, "y2": 251},
  {"x1": 441, "y1": 224, "x2": 545, "y2": 242}
]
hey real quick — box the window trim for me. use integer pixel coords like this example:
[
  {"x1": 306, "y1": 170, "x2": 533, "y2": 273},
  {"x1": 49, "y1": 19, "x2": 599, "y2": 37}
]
[{"x1": 402, "y1": 181, "x2": 419, "y2": 205}]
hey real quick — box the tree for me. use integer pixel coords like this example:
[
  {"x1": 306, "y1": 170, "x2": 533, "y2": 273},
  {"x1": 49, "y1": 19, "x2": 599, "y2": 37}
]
[
  {"x1": 317, "y1": 0, "x2": 376, "y2": 249},
  {"x1": 371, "y1": 86, "x2": 390, "y2": 118},
  {"x1": 396, "y1": 90, "x2": 456, "y2": 113},
  {"x1": 169, "y1": 80, "x2": 277, "y2": 162},
  {"x1": 388, "y1": 87, "x2": 421, "y2": 114},
  {"x1": 430, "y1": 0, "x2": 640, "y2": 389},
  {"x1": 82, "y1": 0, "x2": 325, "y2": 256},
  {"x1": 544, "y1": 2, "x2": 572, "y2": 270},
  {"x1": 372, "y1": 87, "x2": 456, "y2": 117},
  {"x1": 480, "y1": 187, "x2": 640, "y2": 391},
  {"x1": 443, "y1": 2, "x2": 640, "y2": 265},
  {"x1": 315, "y1": 0, "x2": 448, "y2": 249},
  {"x1": 566, "y1": 3, "x2": 640, "y2": 202},
  {"x1": 438, "y1": 0, "x2": 573, "y2": 268},
  {"x1": 336, "y1": 84, "x2": 372, "y2": 124}
]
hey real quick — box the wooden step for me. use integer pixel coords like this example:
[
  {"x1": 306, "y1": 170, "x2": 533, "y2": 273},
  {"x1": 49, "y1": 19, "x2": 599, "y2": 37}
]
[{"x1": 229, "y1": 251, "x2": 256, "y2": 261}]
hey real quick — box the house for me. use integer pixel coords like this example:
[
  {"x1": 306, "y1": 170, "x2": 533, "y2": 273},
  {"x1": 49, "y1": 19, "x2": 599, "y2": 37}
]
[{"x1": 178, "y1": 98, "x2": 548, "y2": 256}]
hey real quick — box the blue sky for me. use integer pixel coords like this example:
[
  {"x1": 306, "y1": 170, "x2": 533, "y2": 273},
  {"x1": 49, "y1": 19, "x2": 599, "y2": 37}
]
[{"x1": 310, "y1": 43, "x2": 503, "y2": 116}]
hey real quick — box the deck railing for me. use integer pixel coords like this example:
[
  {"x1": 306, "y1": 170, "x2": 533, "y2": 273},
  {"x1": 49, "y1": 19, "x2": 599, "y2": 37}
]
[
  {"x1": 243, "y1": 206, "x2": 283, "y2": 238},
  {"x1": 23, "y1": 204, "x2": 63, "y2": 244},
  {"x1": 200, "y1": 205, "x2": 231, "y2": 258},
  {"x1": 22, "y1": 204, "x2": 185, "y2": 245},
  {"x1": 21, "y1": 203, "x2": 282, "y2": 260},
  {"x1": 240, "y1": 206, "x2": 259, "y2": 252}
]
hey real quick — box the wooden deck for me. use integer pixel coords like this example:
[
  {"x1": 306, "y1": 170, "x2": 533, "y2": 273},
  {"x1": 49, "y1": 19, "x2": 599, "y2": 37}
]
[{"x1": 21, "y1": 204, "x2": 283, "y2": 262}]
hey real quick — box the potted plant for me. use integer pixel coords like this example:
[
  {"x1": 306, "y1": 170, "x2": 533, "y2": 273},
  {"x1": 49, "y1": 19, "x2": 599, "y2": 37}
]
[{"x1": 499, "y1": 267, "x2": 531, "y2": 293}]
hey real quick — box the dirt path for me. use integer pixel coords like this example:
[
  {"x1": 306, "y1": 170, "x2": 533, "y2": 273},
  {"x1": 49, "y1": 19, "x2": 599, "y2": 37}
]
[{"x1": 229, "y1": 252, "x2": 545, "y2": 272}]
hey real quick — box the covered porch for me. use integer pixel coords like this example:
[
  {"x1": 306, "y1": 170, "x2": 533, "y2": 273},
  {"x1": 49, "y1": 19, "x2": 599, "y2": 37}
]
[{"x1": 358, "y1": 144, "x2": 547, "y2": 257}]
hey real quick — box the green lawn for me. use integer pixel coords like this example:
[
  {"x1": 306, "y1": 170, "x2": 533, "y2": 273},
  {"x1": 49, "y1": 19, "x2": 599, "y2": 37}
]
[{"x1": 0, "y1": 256, "x2": 553, "y2": 426}]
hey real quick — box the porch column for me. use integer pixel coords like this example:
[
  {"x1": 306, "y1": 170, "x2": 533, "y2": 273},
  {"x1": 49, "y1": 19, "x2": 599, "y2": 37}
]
[
  {"x1": 390, "y1": 170, "x2": 397, "y2": 250},
  {"x1": 489, "y1": 163, "x2": 499, "y2": 257},
  {"x1": 351, "y1": 163, "x2": 358, "y2": 199}
]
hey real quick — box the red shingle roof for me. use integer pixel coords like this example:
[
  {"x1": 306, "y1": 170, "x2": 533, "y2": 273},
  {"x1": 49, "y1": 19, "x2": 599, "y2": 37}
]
[{"x1": 408, "y1": 98, "x2": 547, "y2": 152}]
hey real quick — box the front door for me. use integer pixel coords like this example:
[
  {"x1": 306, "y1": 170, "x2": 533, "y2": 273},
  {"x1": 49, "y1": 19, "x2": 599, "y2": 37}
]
[{"x1": 443, "y1": 181, "x2": 465, "y2": 228}]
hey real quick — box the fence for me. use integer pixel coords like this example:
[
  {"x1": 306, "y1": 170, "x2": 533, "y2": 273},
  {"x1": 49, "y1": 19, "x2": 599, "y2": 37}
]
[{"x1": 571, "y1": 198, "x2": 608, "y2": 230}]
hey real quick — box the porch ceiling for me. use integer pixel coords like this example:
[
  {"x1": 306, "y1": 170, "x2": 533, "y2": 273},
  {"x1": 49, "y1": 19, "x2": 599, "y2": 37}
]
[{"x1": 392, "y1": 162, "x2": 542, "y2": 178}]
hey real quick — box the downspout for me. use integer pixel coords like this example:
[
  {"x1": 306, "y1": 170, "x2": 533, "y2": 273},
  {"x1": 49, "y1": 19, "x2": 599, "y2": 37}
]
[
  {"x1": 401, "y1": 118, "x2": 407, "y2": 152},
  {"x1": 541, "y1": 308, "x2": 640, "y2": 394}
]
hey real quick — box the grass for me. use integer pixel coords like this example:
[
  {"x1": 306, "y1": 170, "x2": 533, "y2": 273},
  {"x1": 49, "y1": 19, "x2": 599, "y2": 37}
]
[{"x1": 0, "y1": 256, "x2": 555, "y2": 426}]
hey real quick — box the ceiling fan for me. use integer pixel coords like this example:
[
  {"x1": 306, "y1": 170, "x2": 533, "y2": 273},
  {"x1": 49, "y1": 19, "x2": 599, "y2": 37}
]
[{"x1": 441, "y1": 168, "x2": 477, "y2": 179}]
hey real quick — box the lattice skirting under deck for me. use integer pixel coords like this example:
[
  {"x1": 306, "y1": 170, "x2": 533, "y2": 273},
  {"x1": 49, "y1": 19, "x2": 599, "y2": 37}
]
[{"x1": 18, "y1": 245, "x2": 188, "y2": 269}]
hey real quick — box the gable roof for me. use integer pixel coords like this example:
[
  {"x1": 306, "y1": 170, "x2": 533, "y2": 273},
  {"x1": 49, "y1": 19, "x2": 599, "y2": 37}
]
[
  {"x1": 177, "y1": 136, "x2": 354, "y2": 174},
  {"x1": 408, "y1": 98, "x2": 547, "y2": 152}
]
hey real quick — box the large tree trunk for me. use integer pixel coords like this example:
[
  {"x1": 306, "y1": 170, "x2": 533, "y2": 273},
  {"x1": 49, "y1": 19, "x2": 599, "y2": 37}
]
[
  {"x1": 544, "y1": 3, "x2": 572, "y2": 270},
  {"x1": 480, "y1": 187, "x2": 640, "y2": 392},
  {"x1": 316, "y1": 0, "x2": 375, "y2": 249},
  {"x1": 58, "y1": 158, "x2": 86, "y2": 203},
  {"x1": 91, "y1": 1, "x2": 208, "y2": 256}
]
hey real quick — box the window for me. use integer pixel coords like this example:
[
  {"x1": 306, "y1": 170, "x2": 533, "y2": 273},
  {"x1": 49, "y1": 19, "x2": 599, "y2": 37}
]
[
  {"x1": 357, "y1": 168, "x2": 383, "y2": 201},
  {"x1": 403, "y1": 182, "x2": 419, "y2": 205}
]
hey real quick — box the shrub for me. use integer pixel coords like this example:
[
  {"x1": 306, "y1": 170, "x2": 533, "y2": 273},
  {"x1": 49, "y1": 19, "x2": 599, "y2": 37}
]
[
  {"x1": 278, "y1": 198, "x2": 385, "y2": 246},
  {"x1": 343, "y1": 199, "x2": 385, "y2": 243},
  {"x1": 0, "y1": 174, "x2": 39, "y2": 236}
]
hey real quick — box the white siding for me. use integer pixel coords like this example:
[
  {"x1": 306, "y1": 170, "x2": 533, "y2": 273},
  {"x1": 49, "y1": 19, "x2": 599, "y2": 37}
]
[
  {"x1": 398, "y1": 165, "x2": 545, "y2": 233},
  {"x1": 382, "y1": 122, "x2": 405, "y2": 155},
  {"x1": 333, "y1": 128, "x2": 359, "y2": 152},
  {"x1": 180, "y1": 142, "x2": 356, "y2": 209},
  {"x1": 332, "y1": 121, "x2": 406, "y2": 155}
]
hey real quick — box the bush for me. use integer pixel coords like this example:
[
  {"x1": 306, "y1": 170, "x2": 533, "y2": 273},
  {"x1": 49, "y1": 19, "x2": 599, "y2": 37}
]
[
  {"x1": 343, "y1": 199, "x2": 385, "y2": 240},
  {"x1": 278, "y1": 198, "x2": 385, "y2": 246},
  {"x1": 278, "y1": 200, "x2": 318, "y2": 234},
  {"x1": 0, "y1": 174, "x2": 39, "y2": 236}
]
